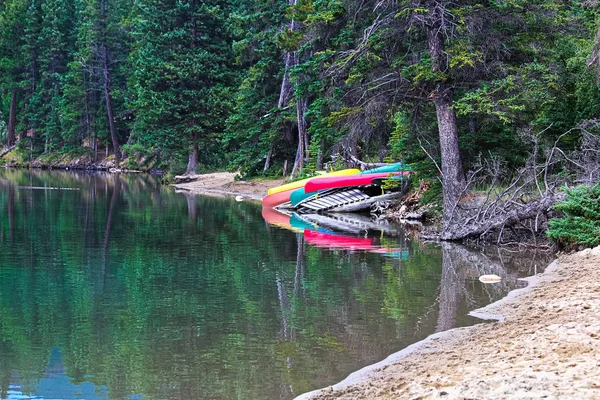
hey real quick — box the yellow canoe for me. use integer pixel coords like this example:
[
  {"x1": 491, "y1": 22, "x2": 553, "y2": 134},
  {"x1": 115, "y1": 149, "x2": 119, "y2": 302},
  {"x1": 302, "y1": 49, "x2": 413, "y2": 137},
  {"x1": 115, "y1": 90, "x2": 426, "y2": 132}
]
[{"x1": 267, "y1": 169, "x2": 360, "y2": 195}]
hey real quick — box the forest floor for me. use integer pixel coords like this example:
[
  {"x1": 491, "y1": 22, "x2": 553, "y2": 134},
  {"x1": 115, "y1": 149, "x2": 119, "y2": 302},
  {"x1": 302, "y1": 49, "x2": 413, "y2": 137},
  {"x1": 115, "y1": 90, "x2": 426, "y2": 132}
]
[
  {"x1": 297, "y1": 246, "x2": 600, "y2": 400},
  {"x1": 171, "y1": 172, "x2": 284, "y2": 200}
]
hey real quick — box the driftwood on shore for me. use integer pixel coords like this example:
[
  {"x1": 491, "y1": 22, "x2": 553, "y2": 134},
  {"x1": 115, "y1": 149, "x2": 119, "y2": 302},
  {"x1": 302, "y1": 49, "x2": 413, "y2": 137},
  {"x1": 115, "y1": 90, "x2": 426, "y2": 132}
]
[
  {"x1": 173, "y1": 174, "x2": 200, "y2": 184},
  {"x1": 439, "y1": 122, "x2": 600, "y2": 243}
]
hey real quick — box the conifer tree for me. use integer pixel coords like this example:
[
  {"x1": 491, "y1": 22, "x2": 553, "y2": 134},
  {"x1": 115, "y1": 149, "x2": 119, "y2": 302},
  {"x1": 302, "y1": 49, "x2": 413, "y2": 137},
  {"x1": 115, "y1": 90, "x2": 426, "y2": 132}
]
[{"x1": 131, "y1": 0, "x2": 237, "y2": 174}]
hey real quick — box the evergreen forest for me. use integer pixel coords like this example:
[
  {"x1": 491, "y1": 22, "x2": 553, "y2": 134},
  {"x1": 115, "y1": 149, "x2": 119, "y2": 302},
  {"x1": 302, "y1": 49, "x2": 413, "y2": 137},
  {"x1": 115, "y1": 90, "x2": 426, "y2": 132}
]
[
  {"x1": 1, "y1": 0, "x2": 600, "y2": 242},
  {"x1": 0, "y1": 0, "x2": 597, "y2": 173}
]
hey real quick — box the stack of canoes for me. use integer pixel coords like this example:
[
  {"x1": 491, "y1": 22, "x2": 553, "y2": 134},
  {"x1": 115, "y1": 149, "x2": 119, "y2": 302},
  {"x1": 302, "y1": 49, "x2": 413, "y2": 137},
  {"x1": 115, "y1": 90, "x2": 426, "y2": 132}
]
[{"x1": 261, "y1": 162, "x2": 410, "y2": 213}]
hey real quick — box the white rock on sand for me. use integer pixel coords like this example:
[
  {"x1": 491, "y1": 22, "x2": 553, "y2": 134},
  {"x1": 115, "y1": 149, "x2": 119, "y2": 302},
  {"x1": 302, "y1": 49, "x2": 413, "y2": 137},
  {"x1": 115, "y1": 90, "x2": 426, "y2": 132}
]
[{"x1": 297, "y1": 246, "x2": 600, "y2": 400}]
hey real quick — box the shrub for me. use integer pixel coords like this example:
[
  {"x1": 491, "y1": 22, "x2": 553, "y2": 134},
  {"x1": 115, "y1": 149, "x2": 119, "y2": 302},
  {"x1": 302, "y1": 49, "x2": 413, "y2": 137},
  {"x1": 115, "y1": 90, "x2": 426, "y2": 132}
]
[{"x1": 547, "y1": 184, "x2": 600, "y2": 248}]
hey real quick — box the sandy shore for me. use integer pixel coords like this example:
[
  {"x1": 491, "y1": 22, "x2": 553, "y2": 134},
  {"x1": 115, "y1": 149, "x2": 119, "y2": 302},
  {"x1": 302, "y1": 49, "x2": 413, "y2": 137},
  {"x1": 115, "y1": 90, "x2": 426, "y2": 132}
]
[
  {"x1": 175, "y1": 173, "x2": 600, "y2": 399},
  {"x1": 297, "y1": 246, "x2": 600, "y2": 400},
  {"x1": 171, "y1": 172, "x2": 284, "y2": 200}
]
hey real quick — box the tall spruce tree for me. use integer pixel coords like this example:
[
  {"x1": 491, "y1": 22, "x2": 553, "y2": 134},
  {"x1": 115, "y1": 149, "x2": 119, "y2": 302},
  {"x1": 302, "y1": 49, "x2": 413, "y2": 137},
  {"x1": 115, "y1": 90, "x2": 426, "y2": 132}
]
[
  {"x1": 131, "y1": 0, "x2": 237, "y2": 174},
  {"x1": 0, "y1": 0, "x2": 27, "y2": 147}
]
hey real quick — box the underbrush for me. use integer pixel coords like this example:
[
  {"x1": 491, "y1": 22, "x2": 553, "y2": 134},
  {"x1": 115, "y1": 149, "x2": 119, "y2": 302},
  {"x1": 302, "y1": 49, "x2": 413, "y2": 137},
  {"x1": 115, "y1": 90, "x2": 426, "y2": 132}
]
[{"x1": 547, "y1": 184, "x2": 600, "y2": 249}]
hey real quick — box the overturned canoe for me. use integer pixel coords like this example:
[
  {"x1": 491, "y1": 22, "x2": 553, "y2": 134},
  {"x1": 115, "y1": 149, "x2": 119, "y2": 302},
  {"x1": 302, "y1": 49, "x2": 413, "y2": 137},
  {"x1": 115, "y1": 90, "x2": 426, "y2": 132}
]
[
  {"x1": 289, "y1": 187, "x2": 340, "y2": 207},
  {"x1": 262, "y1": 188, "x2": 295, "y2": 208},
  {"x1": 267, "y1": 169, "x2": 360, "y2": 195},
  {"x1": 360, "y1": 162, "x2": 409, "y2": 174},
  {"x1": 304, "y1": 171, "x2": 409, "y2": 194}
]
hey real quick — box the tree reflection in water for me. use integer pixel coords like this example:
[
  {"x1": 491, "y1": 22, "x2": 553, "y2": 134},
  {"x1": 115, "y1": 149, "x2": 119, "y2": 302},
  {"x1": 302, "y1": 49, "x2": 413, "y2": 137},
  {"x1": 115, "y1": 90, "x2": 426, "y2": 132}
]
[{"x1": 0, "y1": 169, "x2": 553, "y2": 400}]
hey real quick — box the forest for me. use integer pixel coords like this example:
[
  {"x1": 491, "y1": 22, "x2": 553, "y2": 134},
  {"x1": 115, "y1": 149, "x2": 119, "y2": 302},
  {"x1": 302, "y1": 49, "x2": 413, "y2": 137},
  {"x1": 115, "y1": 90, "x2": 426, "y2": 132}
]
[{"x1": 1, "y1": 0, "x2": 600, "y2": 242}]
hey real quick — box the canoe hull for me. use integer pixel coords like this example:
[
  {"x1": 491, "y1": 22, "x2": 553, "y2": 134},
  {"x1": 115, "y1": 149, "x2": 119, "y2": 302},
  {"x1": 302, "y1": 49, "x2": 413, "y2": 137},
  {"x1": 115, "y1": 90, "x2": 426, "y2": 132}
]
[
  {"x1": 304, "y1": 172, "x2": 408, "y2": 194},
  {"x1": 267, "y1": 169, "x2": 360, "y2": 195},
  {"x1": 261, "y1": 188, "x2": 295, "y2": 208},
  {"x1": 360, "y1": 162, "x2": 408, "y2": 174}
]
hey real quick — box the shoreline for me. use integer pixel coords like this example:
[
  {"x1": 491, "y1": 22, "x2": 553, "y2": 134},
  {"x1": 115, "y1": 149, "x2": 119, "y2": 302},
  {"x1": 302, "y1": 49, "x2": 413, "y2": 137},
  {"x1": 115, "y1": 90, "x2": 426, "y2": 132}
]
[
  {"x1": 295, "y1": 247, "x2": 600, "y2": 399},
  {"x1": 173, "y1": 173, "x2": 600, "y2": 399},
  {"x1": 171, "y1": 171, "x2": 284, "y2": 200}
]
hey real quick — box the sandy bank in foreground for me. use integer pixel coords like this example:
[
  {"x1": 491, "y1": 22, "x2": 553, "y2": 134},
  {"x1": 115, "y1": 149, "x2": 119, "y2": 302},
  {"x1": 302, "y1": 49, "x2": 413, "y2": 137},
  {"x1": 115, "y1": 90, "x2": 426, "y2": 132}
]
[
  {"x1": 298, "y1": 247, "x2": 600, "y2": 400},
  {"x1": 171, "y1": 172, "x2": 284, "y2": 200}
]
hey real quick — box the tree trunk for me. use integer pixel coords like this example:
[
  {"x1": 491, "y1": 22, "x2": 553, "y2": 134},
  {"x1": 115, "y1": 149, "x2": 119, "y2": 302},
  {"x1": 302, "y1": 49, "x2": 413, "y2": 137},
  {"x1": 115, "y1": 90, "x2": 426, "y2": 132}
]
[
  {"x1": 264, "y1": 0, "x2": 298, "y2": 172},
  {"x1": 427, "y1": 24, "x2": 465, "y2": 230},
  {"x1": 278, "y1": 52, "x2": 293, "y2": 109},
  {"x1": 186, "y1": 134, "x2": 199, "y2": 175},
  {"x1": 185, "y1": 1, "x2": 199, "y2": 176},
  {"x1": 263, "y1": 149, "x2": 272, "y2": 171},
  {"x1": 7, "y1": 90, "x2": 17, "y2": 147},
  {"x1": 100, "y1": 0, "x2": 120, "y2": 165},
  {"x1": 316, "y1": 138, "x2": 324, "y2": 170},
  {"x1": 434, "y1": 94, "x2": 465, "y2": 213},
  {"x1": 290, "y1": 97, "x2": 307, "y2": 178}
]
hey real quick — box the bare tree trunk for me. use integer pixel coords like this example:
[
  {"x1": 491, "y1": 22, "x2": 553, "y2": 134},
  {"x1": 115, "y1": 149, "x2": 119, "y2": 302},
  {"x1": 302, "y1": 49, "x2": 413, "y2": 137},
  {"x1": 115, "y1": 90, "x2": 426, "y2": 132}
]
[
  {"x1": 278, "y1": 52, "x2": 293, "y2": 109},
  {"x1": 263, "y1": 149, "x2": 272, "y2": 171},
  {"x1": 264, "y1": 0, "x2": 298, "y2": 172},
  {"x1": 185, "y1": 2, "x2": 200, "y2": 175},
  {"x1": 291, "y1": 97, "x2": 307, "y2": 178},
  {"x1": 316, "y1": 138, "x2": 324, "y2": 170},
  {"x1": 186, "y1": 134, "x2": 199, "y2": 175},
  {"x1": 7, "y1": 90, "x2": 17, "y2": 147},
  {"x1": 427, "y1": 25, "x2": 465, "y2": 230},
  {"x1": 100, "y1": 0, "x2": 120, "y2": 165}
]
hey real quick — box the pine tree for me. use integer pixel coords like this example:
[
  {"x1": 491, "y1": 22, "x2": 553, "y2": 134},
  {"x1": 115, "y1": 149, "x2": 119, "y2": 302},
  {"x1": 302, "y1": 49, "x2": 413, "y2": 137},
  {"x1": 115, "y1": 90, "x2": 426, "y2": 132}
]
[
  {"x1": 131, "y1": 0, "x2": 238, "y2": 174},
  {"x1": 0, "y1": 0, "x2": 27, "y2": 147}
]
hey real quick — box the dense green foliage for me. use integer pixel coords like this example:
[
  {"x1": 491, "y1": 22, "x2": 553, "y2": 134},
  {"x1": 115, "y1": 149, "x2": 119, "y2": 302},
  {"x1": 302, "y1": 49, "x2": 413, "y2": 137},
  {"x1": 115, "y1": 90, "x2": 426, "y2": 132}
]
[
  {"x1": 0, "y1": 0, "x2": 599, "y2": 176},
  {"x1": 548, "y1": 184, "x2": 600, "y2": 248}
]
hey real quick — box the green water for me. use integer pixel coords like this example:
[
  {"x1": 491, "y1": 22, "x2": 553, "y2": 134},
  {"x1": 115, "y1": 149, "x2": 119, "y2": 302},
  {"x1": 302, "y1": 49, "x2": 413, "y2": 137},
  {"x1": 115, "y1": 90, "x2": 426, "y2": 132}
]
[{"x1": 0, "y1": 170, "x2": 551, "y2": 400}]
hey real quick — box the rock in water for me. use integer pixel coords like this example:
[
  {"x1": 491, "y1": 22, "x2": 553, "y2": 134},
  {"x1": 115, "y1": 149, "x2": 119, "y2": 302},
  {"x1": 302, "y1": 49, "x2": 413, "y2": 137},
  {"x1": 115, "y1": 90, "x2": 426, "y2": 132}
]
[{"x1": 479, "y1": 274, "x2": 502, "y2": 283}]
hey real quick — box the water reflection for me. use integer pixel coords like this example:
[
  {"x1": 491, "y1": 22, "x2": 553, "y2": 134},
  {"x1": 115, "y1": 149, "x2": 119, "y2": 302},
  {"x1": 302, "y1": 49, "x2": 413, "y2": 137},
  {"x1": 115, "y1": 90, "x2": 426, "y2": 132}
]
[
  {"x1": 0, "y1": 170, "x2": 553, "y2": 400},
  {"x1": 4, "y1": 349, "x2": 110, "y2": 400}
]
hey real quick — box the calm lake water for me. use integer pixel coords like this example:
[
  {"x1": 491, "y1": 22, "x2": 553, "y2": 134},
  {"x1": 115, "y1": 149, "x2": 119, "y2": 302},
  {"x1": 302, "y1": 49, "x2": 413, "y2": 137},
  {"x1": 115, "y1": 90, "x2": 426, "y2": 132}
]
[{"x1": 0, "y1": 170, "x2": 552, "y2": 400}]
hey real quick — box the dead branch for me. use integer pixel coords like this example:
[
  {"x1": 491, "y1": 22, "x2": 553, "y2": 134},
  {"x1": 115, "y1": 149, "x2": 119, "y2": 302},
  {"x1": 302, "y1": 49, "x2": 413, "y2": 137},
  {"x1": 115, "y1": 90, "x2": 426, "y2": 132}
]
[{"x1": 440, "y1": 121, "x2": 600, "y2": 243}]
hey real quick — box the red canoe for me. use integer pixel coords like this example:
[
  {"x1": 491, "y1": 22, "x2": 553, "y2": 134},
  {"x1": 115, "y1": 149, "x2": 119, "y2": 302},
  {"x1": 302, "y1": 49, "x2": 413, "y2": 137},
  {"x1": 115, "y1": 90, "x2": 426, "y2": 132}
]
[
  {"x1": 262, "y1": 188, "x2": 295, "y2": 208},
  {"x1": 304, "y1": 172, "x2": 409, "y2": 194}
]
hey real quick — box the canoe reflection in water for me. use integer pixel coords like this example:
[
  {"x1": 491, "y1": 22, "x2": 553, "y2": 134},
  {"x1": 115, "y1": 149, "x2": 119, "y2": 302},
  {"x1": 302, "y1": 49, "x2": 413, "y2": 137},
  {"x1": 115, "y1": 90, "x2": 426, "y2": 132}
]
[{"x1": 262, "y1": 208, "x2": 410, "y2": 259}]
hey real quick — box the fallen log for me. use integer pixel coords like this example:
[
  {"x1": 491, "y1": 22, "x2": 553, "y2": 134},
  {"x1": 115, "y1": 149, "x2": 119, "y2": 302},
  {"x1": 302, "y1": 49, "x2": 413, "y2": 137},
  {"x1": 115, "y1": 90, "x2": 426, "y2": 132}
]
[
  {"x1": 0, "y1": 145, "x2": 16, "y2": 158},
  {"x1": 441, "y1": 194, "x2": 563, "y2": 241},
  {"x1": 173, "y1": 174, "x2": 200, "y2": 184}
]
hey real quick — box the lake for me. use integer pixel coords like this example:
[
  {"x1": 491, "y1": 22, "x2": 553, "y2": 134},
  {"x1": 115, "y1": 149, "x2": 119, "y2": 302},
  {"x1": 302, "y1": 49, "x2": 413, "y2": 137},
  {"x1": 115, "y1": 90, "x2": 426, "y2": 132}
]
[{"x1": 0, "y1": 170, "x2": 551, "y2": 399}]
